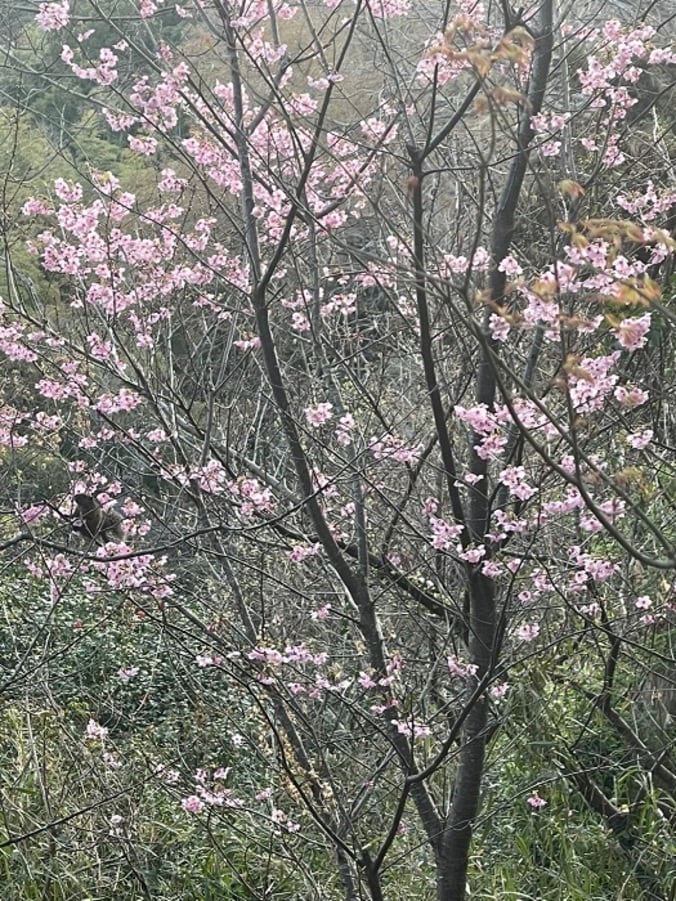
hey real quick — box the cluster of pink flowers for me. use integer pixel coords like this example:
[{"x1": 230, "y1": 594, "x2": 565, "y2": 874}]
[
  {"x1": 335, "y1": 412, "x2": 356, "y2": 446},
  {"x1": 320, "y1": 292, "x2": 357, "y2": 318},
  {"x1": 85, "y1": 719, "x2": 109, "y2": 741},
  {"x1": 567, "y1": 353, "x2": 620, "y2": 414},
  {"x1": 617, "y1": 180, "x2": 676, "y2": 221},
  {"x1": 92, "y1": 551, "x2": 173, "y2": 600},
  {"x1": 248, "y1": 644, "x2": 329, "y2": 671},
  {"x1": 454, "y1": 404, "x2": 507, "y2": 461},
  {"x1": 612, "y1": 313, "x2": 651, "y2": 351},
  {"x1": 228, "y1": 476, "x2": 275, "y2": 515},
  {"x1": 61, "y1": 45, "x2": 119, "y2": 86},
  {"x1": 369, "y1": 433, "x2": 422, "y2": 464},
  {"x1": 574, "y1": 22, "x2": 664, "y2": 168},
  {"x1": 498, "y1": 466, "x2": 538, "y2": 502},
  {"x1": 447, "y1": 655, "x2": 478, "y2": 679},
  {"x1": 459, "y1": 544, "x2": 487, "y2": 564},
  {"x1": 310, "y1": 604, "x2": 331, "y2": 621},
  {"x1": 36, "y1": 0, "x2": 70, "y2": 31},
  {"x1": 305, "y1": 402, "x2": 334, "y2": 427},
  {"x1": 391, "y1": 719, "x2": 432, "y2": 739},
  {"x1": 517, "y1": 623, "x2": 540, "y2": 642},
  {"x1": 287, "y1": 543, "x2": 321, "y2": 564},
  {"x1": 370, "y1": 0, "x2": 411, "y2": 18},
  {"x1": 180, "y1": 766, "x2": 244, "y2": 815},
  {"x1": 269, "y1": 807, "x2": 301, "y2": 835},
  {"x1": 490, "y1": 681, "x2": 510, "y2": 700},
  {"x1": 626, "y1": 429, "x2": 653, "y2": 450},
  {"x1": 429, "y1": 516, "x2": 464, "y2": 551}
]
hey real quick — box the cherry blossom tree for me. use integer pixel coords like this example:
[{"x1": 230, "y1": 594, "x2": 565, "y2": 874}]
[{"x1": 1, "y1": 1, "x2": 674, "y2": 898}]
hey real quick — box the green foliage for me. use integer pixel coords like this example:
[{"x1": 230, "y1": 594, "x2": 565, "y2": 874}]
[
  {"x1": 471, "y1": 665, "x2": 675, "y2": 901},
  {"x1": 0, "y1": 574, "x2": 278, "y2": 899}
]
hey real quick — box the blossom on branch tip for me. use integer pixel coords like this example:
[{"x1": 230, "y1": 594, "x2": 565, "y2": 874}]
[
  {"x1": 448, "y1": 656, "x2": 478, "y2": 679},
  {"x1": 305, "y1": 402, "x2": 334, "y2": 427},
  {"x1": 181, "y1": 795, "x2": 205, "y2": 814},
  {"x1": 614, "y1": 385, "x2": 648, "y2": 408},
  {"x1": 626, "y1": 429, "x2": 653, "y2": 450},
  {"x1": 498, "y1": 466, "x2": 538, "y2": 501},
  {"x1": 490, "y1": 682, "x2": 510, "y2": 699},
  {"x1": 36, "y1": 1, "x2": 70, "y2": 30},
  {"x1": 335, "y1": 413, "x2": 355, "y2": 445},
  {"x1": 429, "y1": 516, "x2": 463, "y2": 550},
  {"x1": 116, "y1": 667, "x2": 140, "y2": 682},
  {"x1": 85, "y1": 719, "x2": 109, "y2": 741},
  {"x1": 287, "y1": 543, "x2": 321, "y2": 563},
  {"x1": 234, "y1": 336, "x2": 261, "y2": 350},
  {"x1": 612, "y1": 314, "x2": 651, "y2": 351},
  {"x1": 391, "y1": 719, "x2": 432, "y2": 739},
  {"x1": 459, "y1": 545, "x2": 486, "y2": 564},
  {"x1": 311, "y1": 604, "x2": 331, "y2": 621},
  {"x1": 128, "y1": 135, "x2": 158, "y2": 155},
  {"x1": 497, "y1": 255, "x2": 523, "y2": 277},
  {"x1": 195, "y1": 655, "x2": 222, "y2": 668},
  {"x1": 369, "y1": 433, "x2": 421, "y2": 464},
  {"x1": 518, "y1": 623, "x2": 540, "y2": 642}
]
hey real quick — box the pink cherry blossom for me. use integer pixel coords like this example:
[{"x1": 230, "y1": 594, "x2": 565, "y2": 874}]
[
  {"x1": 489, "y1": 313, "x2": 511, "y2": 342},
  {"x1": 128, "y1": 135, "x2": 158, "y2": 155},
  {"x1": 626, "y1": 429, "x2": 653, "y2": 449},
  {"x1": 391, "y1": 719, "x2": 432, "y2": 739},
  {"x1": 195, "y1": 654, "x2": 223, "y2": 668},
  {"x1": 459, "y1": 545, "x2": 486, "y2": 564},
  {"x1": 311, "y1": 604, "x2": 332, "y2": 621},
  {"x1": 429, "y1": 516, "x2": 463, "y2": 550},
  {"x1": 614, "y1": 385, "x2": 648, "y2": 407},
  {"x1": 116, "y1": 667, "x2": 140, "y2": 682},
  {"x1": 181, "y1": 795, "x2": 205, "y2": 814},
  {"x1": 498, "y1": 466, "x2": 538, "y2": 501},
  {"x1": 490, "y1": 682, "x2": 510, "y2": 699},
  {"x1": 234, "y1": 336, "x2": 261, "y2": 350},
  {"x1": 497, "y1": 255, "x2": 523, "y2": 276},
  {"x1": 36, "y1": 0, "x2": 70, "y2": 31},
  {"x1": 305, "y1": 402, "x2": 334, "y2": 427},
  {"x1": 140, "y1": 0, "x2": 158, "y2": 17},
  {"x1": 448, "y1": 656, "x2": 478, "y2": 679},
  {"x1": 370, "y1": 433, "x2": 422, "y2": 464},
  {"x1": 85, "y1": 719, "x2": 109, "y2": 741},
  {"x1": 335, "y1": 413, "x2": 355, "y2": 446},
  {"x1": 287, "y1": 543, "x2": 321, "y2": 563},
  {"x1": 518, "y1": 623, "x2": 540, "y2": 642},
  {"x1": 613, "y1": 314, "x2": 651, "y2": 351}
]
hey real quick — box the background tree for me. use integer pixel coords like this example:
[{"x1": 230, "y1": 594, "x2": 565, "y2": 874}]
[{"x1": 0, "y1": 1, "x2": 674, "y2": 899}]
